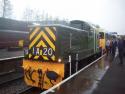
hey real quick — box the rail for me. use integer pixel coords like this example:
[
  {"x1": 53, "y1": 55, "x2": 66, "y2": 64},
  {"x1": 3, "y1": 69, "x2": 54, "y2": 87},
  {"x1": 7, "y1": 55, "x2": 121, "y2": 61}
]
[
  {"x1": 40, "y1": 54, "x2": 106, "y2": 94},
  {"x1": 0, "y1": 76, "x2": 23, "y2": 86},
  {"x1": 16, "y1": 87, "x2": 33, "y2": 94},
  {"x1": 0, "y1": 55, "x2": 24, "y2": 61},
  {"x1": 0, "y1": 69, "x2": 15, "y2": 76}
]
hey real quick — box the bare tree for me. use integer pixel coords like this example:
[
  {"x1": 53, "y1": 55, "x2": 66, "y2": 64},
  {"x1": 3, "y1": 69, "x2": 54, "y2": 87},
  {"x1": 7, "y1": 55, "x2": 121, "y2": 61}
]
[
  {"x1": 23, "y1": 8, "x2": 43, "y2": 22},
  {"x1": 23, "y1": 8, "x2": 34, "y2": 21},
  {"x1": 2, "y1": 0, "x2": 13, "y2": 18},
  {"x1": 22, "y1": 8, "x2": 69, "y2": 25},
  {"x1": 33, "y1": 10, "x2": 43, "y2": 21}
]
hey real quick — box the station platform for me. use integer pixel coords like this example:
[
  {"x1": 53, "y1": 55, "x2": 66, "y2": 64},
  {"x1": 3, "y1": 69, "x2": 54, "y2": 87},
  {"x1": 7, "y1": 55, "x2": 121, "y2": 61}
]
[
  {"x1": 0, "y1": 49, "x2": 23, "y2": 59},
  {"x1": 42, "y1": 54, "x2": 125, "y2": 94},
  {"x1": 92, "y1": 55, "x2": 125, "y2": 94}
]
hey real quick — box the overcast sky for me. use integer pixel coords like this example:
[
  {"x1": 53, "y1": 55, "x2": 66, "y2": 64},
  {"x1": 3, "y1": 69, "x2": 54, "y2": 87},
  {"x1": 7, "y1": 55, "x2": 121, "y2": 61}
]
[{"x1": 11, "y1": 0, "x2": 125, "y2": 35}]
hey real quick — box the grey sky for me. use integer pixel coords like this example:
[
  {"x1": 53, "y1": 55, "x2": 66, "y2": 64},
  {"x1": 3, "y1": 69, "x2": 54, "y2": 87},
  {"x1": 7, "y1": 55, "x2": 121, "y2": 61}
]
[{"x1": 11, "y1": 0, "x2": 125, "y2": 35}]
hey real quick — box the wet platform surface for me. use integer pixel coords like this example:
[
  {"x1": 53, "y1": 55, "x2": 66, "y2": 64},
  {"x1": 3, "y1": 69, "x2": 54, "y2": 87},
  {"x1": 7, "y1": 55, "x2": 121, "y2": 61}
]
[
  {"x1": 47, "y1": 55, "x2": 111, "y2": 94},
  {"x1": 92, "y1": 55, "x2": 125, "y2": 94},
  {"x1": 0, "y1": 49, "x2": 23, "y2": 59},
  {"x1": 46, "y1": 54, "x2": 125, "y2": 94}
]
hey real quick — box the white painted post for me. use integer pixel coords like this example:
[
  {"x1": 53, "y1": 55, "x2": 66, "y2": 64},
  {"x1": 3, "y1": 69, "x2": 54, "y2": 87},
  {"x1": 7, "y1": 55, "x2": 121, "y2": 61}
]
[
  {"x1": 76, "y1": 54, "x2": 78, "y2": 72},
  {"x1": 69, "y1": 55, "x2": 71, "y2": 76}
]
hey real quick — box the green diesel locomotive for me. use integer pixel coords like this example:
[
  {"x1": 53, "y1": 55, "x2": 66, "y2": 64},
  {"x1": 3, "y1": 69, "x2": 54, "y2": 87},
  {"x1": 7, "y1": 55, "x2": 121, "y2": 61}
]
[{"x1": 23, "y1": 20, "x2": 101, "y2": 89}]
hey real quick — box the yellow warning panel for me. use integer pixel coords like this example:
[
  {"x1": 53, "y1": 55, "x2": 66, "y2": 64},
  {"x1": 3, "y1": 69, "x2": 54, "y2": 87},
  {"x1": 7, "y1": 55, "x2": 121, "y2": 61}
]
[
  {"x1": 28, "y1": 26, "x2": 56, "y2": 61},
  {"x1": 23, "y1": 59, "x2": 64, "y2": 89}
]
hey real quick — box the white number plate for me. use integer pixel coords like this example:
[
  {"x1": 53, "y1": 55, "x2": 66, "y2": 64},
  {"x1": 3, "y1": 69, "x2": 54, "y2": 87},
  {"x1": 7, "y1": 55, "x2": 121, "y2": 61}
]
[{"x1": 32, "y1": 47, "x2": 54, "y2": 56}]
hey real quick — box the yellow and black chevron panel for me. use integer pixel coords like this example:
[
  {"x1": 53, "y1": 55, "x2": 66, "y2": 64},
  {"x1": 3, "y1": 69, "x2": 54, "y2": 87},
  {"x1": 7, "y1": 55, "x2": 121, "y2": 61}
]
[{"x1": 28, "y1": 26, "x2": 56, "y2": 61}]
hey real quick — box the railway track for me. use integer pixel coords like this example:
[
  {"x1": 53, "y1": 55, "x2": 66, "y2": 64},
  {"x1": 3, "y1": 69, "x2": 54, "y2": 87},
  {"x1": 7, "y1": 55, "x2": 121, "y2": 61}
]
[
  {"x1": 0, "y1": 56, "x2": 24, "y2": 73},
  {"x1": 0, "y1": 69, "x2": 15, "y2": 76},
  {"x1": 0, "y1": 55, "x2": 24, "y2": 61},
  {"x1": 0, "y1": 76, "x2": 29, "y2": 94},
  {"x1": 0, "y1": 72, "x2": 40, "y2": 94},
  {"x1": 17, "y1": 87, "x2": 34, "y2": 94},
  {"x1": 17, "y1": 87, "x2": 43, "y2": 94},
  {"x1": 0, "y1": 56, "x2": 43, "y2": 94},
  {"x1": 0, "y1": 71, "x2": 23, "y2": 86},
  {"x1": 0, "y1": 56, "x2": 30, "y2": 94},
  {"x1": 0, "y1": 56, "x2": 24, "y2": 86}
]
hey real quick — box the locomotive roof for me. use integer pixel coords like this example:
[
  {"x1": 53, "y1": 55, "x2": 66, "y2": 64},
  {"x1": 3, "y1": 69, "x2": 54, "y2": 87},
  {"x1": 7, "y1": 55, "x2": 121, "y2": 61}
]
[{"x1": 29, "y1": 24, "x2": 90, "y2": 33}]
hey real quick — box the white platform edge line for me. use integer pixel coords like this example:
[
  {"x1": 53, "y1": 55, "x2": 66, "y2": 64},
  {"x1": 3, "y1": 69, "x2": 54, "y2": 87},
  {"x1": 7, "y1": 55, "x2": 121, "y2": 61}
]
[{"x1": 40, "y1": 54, "x2": 106, "y2": 94}]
